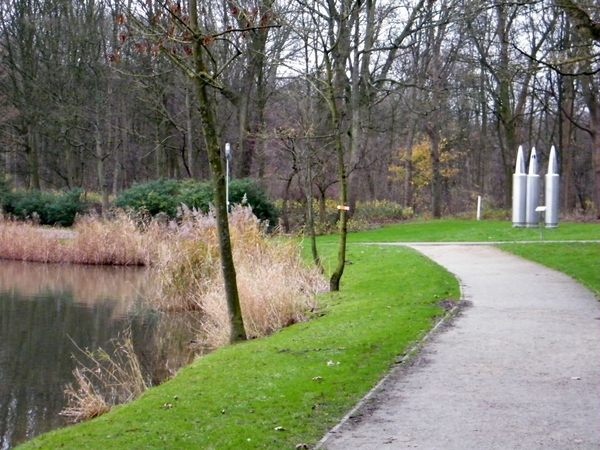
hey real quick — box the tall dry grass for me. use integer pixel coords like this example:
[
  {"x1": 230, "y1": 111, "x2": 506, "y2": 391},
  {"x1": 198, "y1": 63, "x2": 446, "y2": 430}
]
[
  {"x1": 153, "y1": 205, "x2": 328, "y2": 346},
  {"x1": 5, "y1": 207, "x2": 327, "y2": 420},
  {"x1": 0, "y1": 213, "x2": 154, "y2": 265},
  {"x1": 61, "y1": 330, "x2": 149, "y2": 423}
]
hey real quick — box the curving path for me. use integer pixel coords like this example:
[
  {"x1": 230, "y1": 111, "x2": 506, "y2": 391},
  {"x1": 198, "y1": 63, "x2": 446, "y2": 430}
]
[{"x1": 318, "y1": 244, "x2": 600, "y2": 450}]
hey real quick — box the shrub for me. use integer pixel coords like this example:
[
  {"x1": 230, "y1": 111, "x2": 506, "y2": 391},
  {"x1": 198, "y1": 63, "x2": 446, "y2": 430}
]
[
  {"x1": 46, "y1": 189, "x2": 87, "y2": 227},
  {"x1": 114, "y1": 178, "x2": 181, "y2": 217},
  {"x1": 275, "y1": 198, "x2": 413, "y2": 234},
  {"x1": 177, "y1": 179, "x2": 213, "y2": 213},
  {"x1": 115, "y1": 178, "x2": 278, "y2": 225},
  {"x1": 228, "y1": 178, "x2": 278, "y2": 226},
  {"x1": 0, "y1": 176, "x2": 9, "y2": 210},
  {"x1": 353, "y1": 200, "x2": 413, "y2": 224},
  {"x1": 2, "y1": 188, "x2": 86, "y2": 226}
]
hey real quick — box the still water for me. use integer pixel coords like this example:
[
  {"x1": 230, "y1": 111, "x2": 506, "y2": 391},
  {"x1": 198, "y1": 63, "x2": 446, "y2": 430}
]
[{"x1": 0, "y1": 260, "x2": 195, "y2": 449}]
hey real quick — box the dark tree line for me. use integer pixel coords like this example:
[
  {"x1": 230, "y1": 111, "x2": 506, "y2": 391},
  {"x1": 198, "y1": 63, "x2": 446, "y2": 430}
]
[{"x1": 1, "y1": 0, "x2": 598, "y2": 219}]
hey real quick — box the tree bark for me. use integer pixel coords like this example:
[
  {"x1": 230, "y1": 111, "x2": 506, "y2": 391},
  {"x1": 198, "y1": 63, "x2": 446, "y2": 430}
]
[{"x1": 190, "y1": 0, "x2": 247, "y2": 342}]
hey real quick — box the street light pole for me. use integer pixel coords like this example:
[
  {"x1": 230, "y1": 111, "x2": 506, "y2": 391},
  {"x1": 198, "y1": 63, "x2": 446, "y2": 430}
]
[{"x1": 225, "y1": 143, "x2": 231, "y2": 212}]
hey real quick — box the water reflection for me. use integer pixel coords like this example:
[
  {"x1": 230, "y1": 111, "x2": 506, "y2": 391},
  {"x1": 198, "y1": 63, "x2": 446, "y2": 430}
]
[{"x1": 0, "y1": 261, "x2": 196, "y2": 449}]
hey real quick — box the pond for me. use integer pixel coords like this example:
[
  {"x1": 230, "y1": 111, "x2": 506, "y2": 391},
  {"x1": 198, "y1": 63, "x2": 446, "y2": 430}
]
[{"x1": 0, "y1": 260, "x2": 197, "y2": 449}]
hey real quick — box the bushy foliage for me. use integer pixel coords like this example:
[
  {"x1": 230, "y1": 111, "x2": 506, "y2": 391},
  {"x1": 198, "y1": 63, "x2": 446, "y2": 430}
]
[
  {"x1": 276, "y1": 198, "x2": 413, "y2": 233},
  {"x1": 114, "y1": 178, "x2": 278, "y2": 225},
  {"x1": 227, "y1": 179, "x2": 278, "y2": 226},
  {"x1": 2, "y1": 188, "x2": 86, "y2": 227},
  {"x1": 0, "y1": 176, "x2": 9, "y2": 208},
  {"x1": 114, "y1": 178, "x2": 181, "y2": 217},
  {"x1": 352, "y1": 200, "x2": 413, "y2": 223}
]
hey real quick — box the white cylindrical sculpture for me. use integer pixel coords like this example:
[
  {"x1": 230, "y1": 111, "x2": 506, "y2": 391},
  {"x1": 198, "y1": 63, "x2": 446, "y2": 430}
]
[
  {"x1": 525, "y1": 147, "x2": 540, "y2": 228},
  {"x1": 545, "y1": 146, "x2": 560, "y2": 228},
  {"x1": 512, "y1": 146, "x2": 527, "y2": 227}
]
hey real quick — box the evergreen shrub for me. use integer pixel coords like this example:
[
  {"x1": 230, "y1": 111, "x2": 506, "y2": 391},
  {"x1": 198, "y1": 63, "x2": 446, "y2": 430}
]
[
  {"x1": 2, "y1": 188, "x2": 86, "y2": 226},
  {"x1": 114, "y1": 178, "x2": 181, "y2": 217},
  {"x1": 115, "y1": 178, "x2": 278, "y2": 225}
]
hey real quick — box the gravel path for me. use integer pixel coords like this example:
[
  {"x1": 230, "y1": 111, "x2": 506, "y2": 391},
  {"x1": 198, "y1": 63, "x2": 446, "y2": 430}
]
[{"x1": 318, "y1": 244, "x2": 600, "y2": 450}]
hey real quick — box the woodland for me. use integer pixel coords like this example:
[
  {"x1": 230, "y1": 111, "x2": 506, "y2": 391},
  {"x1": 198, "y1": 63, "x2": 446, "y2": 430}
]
[{"x1": 0, "y1": 0, "x2": 599, "y2": 220}]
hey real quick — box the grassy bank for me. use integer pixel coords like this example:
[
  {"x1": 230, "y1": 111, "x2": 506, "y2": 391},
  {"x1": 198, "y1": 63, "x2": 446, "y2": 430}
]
[
  {"x1": 16, "y1": 219, "x2": 599, "y2": 449},
  {"x1": 18, "y1": 243, "x2": 459, "y2": 449},
  {"x1": 317, "y1": 219, "x2": 600, "y2": 243},
  {"x1": 498, "y1": 242, "x2": 600, "y2": 296}
]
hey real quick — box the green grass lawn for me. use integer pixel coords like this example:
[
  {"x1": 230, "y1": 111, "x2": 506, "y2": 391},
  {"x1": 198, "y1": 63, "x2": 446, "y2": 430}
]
[
  {"x1": 19, "y1": 243, "x2": 459, "y2": 450},
  {"x1": 498, "y1": 242, "x2": 600, "y2": 296},
  {"x1": 18, "y1": 219, "x2": 599, "y2": 449},
  {"x1": 318, "y1": 219, "x2": 600, "y2": 243}
]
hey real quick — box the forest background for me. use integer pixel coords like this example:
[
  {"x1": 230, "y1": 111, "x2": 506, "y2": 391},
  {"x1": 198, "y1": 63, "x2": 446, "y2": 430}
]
[{"x1": 0, "y1": 0, "x2": 599, "y2": 221}]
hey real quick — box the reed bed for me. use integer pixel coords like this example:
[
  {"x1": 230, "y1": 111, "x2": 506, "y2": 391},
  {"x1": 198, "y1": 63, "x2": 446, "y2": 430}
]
[
  {"x1": 28, "y1": 206, "x2": 327, "y2": 421},
  {"x1": 0, "y1": 213, "x2": 152, "y2": 265},
  {"x1": 153, "y1": 205, "x2": 328, "y2": 346},
  {"x1": 61, "y1": 331, "x2": 149, "y2": 423}
]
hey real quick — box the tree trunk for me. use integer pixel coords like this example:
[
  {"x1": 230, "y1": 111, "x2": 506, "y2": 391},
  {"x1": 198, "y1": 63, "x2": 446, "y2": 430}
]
[
  {"x1": 95, "y1": 121, "x2": 110, "y2": 215},
  {"x1": 190, "y1": 0, "x2": 246, "y2": 342},
  {"x1": 26, "y1": 128, "x2": 40, "y2": 190}
]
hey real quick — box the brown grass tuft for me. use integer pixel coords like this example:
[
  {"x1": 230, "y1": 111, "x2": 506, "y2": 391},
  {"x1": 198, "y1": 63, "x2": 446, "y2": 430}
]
[
  {"x1": 60, "y1": 330, "x2": 149, "y2": 423},
  {"x1": 0, "y1": 213, "x2": 154, "y2": 265},
  {"x1": 152, "y1": 206, "x2": 328, "y2": 347}
]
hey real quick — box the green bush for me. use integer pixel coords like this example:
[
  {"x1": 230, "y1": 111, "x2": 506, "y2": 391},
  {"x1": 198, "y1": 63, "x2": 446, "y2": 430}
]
[
  {"x1": 2, "y1": 188, "x2": 86, "y2": 226},
  {"x1": 0, "y1": 177, "x2": 11, "y2": 210},
  {"x1": 114, "y1": 178, "x2": 181, "y2": 217},
  {"x1": 46, "y1": 189, "x2": 87, "y2": 227},
  {"x1": 228, "y1": 179, "x2": 278, "y2": 226},
  {"x1": 178, "y1": 179, "x2": 213, "y2": 213},
  {"x1": 115, "y1": 178, "x2": 278, "y2": 225}
]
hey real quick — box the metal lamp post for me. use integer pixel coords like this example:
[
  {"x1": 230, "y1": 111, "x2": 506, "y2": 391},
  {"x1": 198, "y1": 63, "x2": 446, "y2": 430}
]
[{"x1": 225, "y1": 143, "x2": 231, "y2": 212}]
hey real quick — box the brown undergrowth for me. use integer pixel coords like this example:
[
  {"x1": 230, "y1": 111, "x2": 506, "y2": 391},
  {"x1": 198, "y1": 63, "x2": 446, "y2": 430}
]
[
  {"x1": 6, "y1": 207, "x2": 326, "y2": 421},
  {"x1": 152, "y1": 205, "x2": 328, "y2": 346},
  {"x1": 60, "y1": 331, "x2": 149, "y2": 423},
  {"x1": 0, "y1": 213, "x2": 151, "y2": 265}
]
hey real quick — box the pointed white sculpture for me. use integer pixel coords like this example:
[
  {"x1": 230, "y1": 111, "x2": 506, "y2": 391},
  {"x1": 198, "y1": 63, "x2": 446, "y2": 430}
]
[
  {"x1": 525, "y1": 147, "x2": 540, "y2": 228},
  {"x1": 512, "y1": 145, "x2": 527, "y2": 227},
  {"x1": 545, "y1": 146, "x2": 560, "y2": 228}
]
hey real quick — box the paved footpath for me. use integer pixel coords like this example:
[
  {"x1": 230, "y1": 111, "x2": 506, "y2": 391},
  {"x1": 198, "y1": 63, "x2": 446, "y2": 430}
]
[{"x1": 318, "y1": 244, "x2": 600, "y2": 450}]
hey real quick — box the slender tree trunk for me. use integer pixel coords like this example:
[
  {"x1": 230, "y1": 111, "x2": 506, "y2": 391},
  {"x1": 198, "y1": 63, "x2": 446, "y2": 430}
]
[
  {"x1": 581, "y1": 77, "x2": 600, "y2": 217},
  {"x1": 304, "y1": 163, "x2": 322, "y2": 273},
  {"x1": 185, "y1": 87, "x2": 195, "y2": 178},
  {"x1": 329, "y1": 130, "x2": 348, "y2": 292},
  {"x1": 190, "y1": 0, "x2": 246, "y2": 342},
  {"x1": 26, "y1": 128, "x2": 40, "y2": 190},
  {"x1": 559, "y1": 73, "x2": 576, "y2": 211},
  {"x1": 94, "y1": 107, "x2": 110, "y2": 215}
]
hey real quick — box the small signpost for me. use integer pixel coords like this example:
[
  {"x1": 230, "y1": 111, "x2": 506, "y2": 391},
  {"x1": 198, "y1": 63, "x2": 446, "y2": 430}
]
[{"x1": 535, "y1": 206, "x2": 546, "y2": 239}]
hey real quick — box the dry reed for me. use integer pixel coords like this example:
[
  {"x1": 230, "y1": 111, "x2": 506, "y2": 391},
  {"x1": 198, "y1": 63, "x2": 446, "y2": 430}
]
[
  {"x1": 61, "y1": 330, "x2": 149, "y2": 423},
  {"x1": 152, "y1": 205, "x2": 328, "y2": 347},
  {"x1": 3, "y1": 207, "x2": 327, "y2": 420},
  {"x1": 0, "y1": 212, "x2": 154, "y2": 265}
]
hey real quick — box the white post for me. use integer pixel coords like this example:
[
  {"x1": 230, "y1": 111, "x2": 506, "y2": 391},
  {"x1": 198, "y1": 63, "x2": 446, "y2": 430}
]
[
  {"x1": 512, "y1": 145, "x2": 527, "y2": 227},
  {"x1": 525, "y1": 147, "x2": 540, "y2": 228},
  {"x1": 545, "y1": 146, "x2": 560, "y2": 228},
  {"x1": 477, "y1": 195, "x2": 482, "y2": 220},
  {"x1": 225, "y1": 143, "x2": 231, "y2": 212}
]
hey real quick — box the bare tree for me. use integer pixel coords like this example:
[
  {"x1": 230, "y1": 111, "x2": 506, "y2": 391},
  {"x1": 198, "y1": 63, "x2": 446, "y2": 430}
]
[{"x1": 122, "y1": 0, "x2": 249, "y2": 342}]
